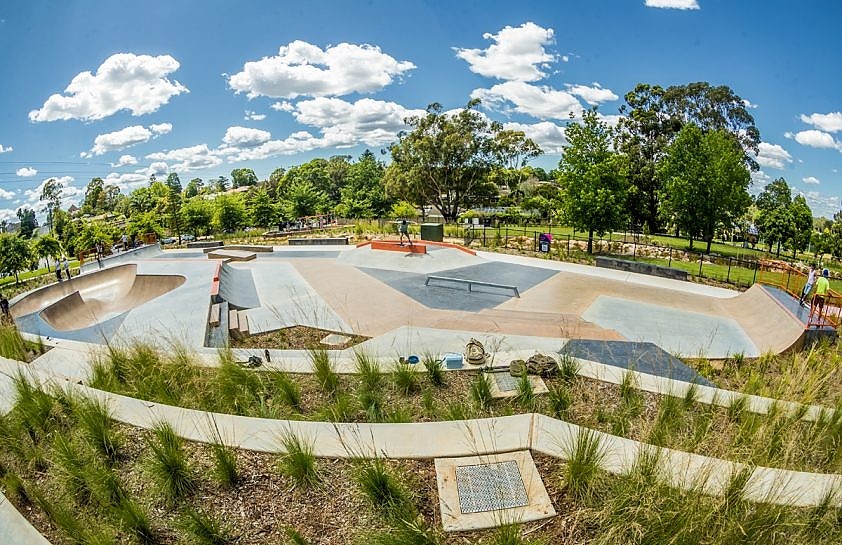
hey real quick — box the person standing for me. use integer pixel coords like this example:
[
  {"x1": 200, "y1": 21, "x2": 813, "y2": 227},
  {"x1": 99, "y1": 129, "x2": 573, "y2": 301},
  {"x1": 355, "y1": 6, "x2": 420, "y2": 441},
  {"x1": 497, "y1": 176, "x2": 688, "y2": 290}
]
[
  {"x1": 62, "y1": 256, "x2": 71, "y2": 281},
  {"x1": 810, "y1": 268, "x2": 831, "y2": 322},
  {"x1": 398, "y1": 219, "x2": 413, "y2": 247},
  {"x1": 800, "y1": 264, "x2": 817, "y2": 306},
  {"x1": 0, "y1": 294, "x2": 10, "y2": 321}
]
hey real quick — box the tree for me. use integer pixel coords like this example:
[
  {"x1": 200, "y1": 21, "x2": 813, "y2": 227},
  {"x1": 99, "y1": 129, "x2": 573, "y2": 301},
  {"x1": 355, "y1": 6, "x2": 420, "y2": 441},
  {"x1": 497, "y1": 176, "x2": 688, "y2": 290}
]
[
  {"x1": 213, "y1": 176, "x2": 230, "y2": 193},
  {"x1": 336, "y1": 150, "x2": 390, "y2": 218},
  {"x1": 32, "y1": 235, "x2": 61, "y2": 272},
  {"x1": 788, "y1": 195, "x2": 813, "y2": 258},
  {"x1": 0, "y1": 234, "x2": 34, "y2": 284},
  {"x1": 283, "y1": 179, "x2": 325, "y2": 218},
  {"x1": 658, "y1": 124, "x2": 751, "y2": 254},
  {"x1": 214, "y1": 194, "x2": 246, "y2": 232},
  {"x1": 16, "y1": 208, "x2": 38, "y2": 238},
  {"x1": 492, "y1": 129, "x2": 542, "y2": 190},
  {"x1": 268, "y1": 168, "x2": 285, "y2": 190},
  {"x1": 165, "y1": 173, "x2": 183, "y2": 242},
  {"x1": 246, "y1": 186, "x2": 277, "y2": 227},
  {"x1": 231, "y1": 168, "x2": 258, "y2": 188},
  {"x1": 82, "y1": 177, "x2": 105, "y2": 215},
  {"x1": 558, "y1": 109, "x2": 628, "y2": 253},
  {"x1": 184, "y1": 178, "x2": 204, "y2": 198},
  {"x1": 617, "y1": 82, "x2": 760, "y2": 233},
  {"x1": 181, "y1": 197, "x2": 214, "y2": 236},
  {"x1": 755, "y1": 178, "x2": 793, "y2": 254},
  {"x1": 127, "y1": 211, "x2": 163, "y2": 239},
  {"x1": 385, "y1": 100, "x2": 528, "y2": 221},
  {"x1": 40, "y1": 178, "x2": 62, "y2": 234}
]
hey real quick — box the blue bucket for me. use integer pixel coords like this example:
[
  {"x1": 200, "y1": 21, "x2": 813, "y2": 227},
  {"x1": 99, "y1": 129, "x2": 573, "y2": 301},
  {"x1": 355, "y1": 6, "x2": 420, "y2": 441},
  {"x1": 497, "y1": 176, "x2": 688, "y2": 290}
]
[{"x1": 407, "y1": 355, "x2": 420, "y2": 365}]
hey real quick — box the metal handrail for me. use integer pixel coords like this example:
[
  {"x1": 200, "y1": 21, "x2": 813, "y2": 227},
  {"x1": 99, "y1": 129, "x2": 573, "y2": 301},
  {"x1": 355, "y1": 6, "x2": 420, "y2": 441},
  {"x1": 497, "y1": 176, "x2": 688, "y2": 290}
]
[{"x1": 424, "y1": 275, "x2": 520, "y2": 297}]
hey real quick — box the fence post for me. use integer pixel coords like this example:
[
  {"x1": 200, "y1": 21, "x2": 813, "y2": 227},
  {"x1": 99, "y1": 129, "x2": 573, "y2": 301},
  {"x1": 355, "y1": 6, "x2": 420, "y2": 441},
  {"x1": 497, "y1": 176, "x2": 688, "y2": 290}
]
[
  {"x1": 753, "y1": 261, "x2": 758, "y2": 284},
  {"x1": 567, "y1": 235, "x2": 570, "y2": 256},
  {"x1": 633, "y1": 239, "x2": 637, "y2": 260},
  {"x1": 505, "y1": 227, "x2": 508, "y2": 247},
  {"x1": 668, "y1": 248, "x2": 672, "y2": 267},
  {"x1": 785, "y1": 269, "x2": 791, "y2": 293},
  {"x1": 726, "y1": 257, "x2": 732, "y2": 283},
  {"x1": 698, "y1": 254, "x2": 704, "y2": 277}
]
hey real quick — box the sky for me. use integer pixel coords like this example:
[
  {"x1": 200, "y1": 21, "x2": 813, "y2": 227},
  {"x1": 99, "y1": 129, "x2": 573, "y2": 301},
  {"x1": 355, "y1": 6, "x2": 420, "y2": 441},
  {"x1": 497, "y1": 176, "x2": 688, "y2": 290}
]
[{"x1": 1, "y1": 0, "x2": 841, "y2": 222}]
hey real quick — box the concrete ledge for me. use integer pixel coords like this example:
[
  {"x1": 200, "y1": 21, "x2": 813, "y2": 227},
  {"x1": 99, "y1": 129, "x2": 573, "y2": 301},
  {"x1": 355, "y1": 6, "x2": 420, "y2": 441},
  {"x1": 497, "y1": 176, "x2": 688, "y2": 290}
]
[
  {"x1": 187, "y1": 240, "x2": 223, "y2": 249},
  {"x1": 289, "y1": 237, "x2": 349, "y2": 246},
  {"x1": 371, "y1": 240, "x2": 427, "y2": 253},
  {"x1": 203, "y1": 244, "x2": 273, "y2": 253},
  {"x1": 596, "y1": 256, "x2": 688, "y2": 281},
  {"x1": 207, "y1": 249, "x2": 256, "y2": 262}
]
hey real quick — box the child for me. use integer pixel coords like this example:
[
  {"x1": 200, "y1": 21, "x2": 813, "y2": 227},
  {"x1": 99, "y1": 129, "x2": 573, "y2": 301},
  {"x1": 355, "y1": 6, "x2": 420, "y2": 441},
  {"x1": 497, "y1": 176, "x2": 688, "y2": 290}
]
[
  {"x1": 799, "y1": 264, "x2": 816, "y2": 306},
  {"x1": 398, "y1": 219, "x2": 413, "y2": 247}
]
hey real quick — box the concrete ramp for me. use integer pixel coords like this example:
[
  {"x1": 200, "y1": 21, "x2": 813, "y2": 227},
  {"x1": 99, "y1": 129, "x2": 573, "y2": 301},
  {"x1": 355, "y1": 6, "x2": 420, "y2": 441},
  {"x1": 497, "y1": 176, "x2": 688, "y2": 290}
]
[
  {"x1": 724, "y1": 284, "x2": 807, "y2": 354},
  {"x1": 11, "y1": 264, "x2": 185, "y2": 331},
  {"x1": 217, "y1": 263, "x2": 260, "y2": 309}
]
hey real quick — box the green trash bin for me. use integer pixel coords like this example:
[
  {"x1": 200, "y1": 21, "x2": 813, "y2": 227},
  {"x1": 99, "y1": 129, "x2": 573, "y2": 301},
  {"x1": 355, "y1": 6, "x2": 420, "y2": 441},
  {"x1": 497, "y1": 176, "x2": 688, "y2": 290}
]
[{"x1": 420, "y1": 223, "x2": 444, "y2": 242}]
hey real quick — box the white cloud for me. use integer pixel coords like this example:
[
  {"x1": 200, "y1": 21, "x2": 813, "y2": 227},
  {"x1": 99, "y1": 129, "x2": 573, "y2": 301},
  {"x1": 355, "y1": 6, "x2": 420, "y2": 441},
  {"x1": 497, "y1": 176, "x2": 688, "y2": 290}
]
[
  {"x1": 16, "y1": 167, "x2": 38, "y2": 177},
  {"x1": 503, "y1": 121, "x2": 567, "y2": 154},
  {"x1": 0, "y1": 144, "x2": 11, "y2": 153},
  {"x1": 271, "y1": 101, "x2": 294, "y2": 112},
  {"x1": 561, "y1": 55, "x2": 569, "y2": 63},
  {"x1": 644, "y1": 0, "x2": 700, "y2": 9},
  {"x1": 800, "y1": 190, "x2": 840, "y2": 218},
  {"x1": 82, "y1": 123, "x2": 172, "y2": 157},
  {"x1": 755, "y1": 142, "x2": 792, "y2": 169},
  {"x1": 145, "y1": 144, "x2": 223, "y2": 172},
  {"x1": 0, "y1": 209, "x2": 17, "y2": 222},
  {"x1": 751, "y1": 170, "x2": 771, "y2": 185},
  {"x1": 800, "y1": 112, "x2": 842, "y2": 133},
  {"x1": 23, "y1": 176, "x2": 82, "y2": 211},
  {"x1": 792, "y1": 129, "x2": 841, "y2": 150},
  {"x1": 111, "y1": 154, "x2": 138, "y2": 167},
  {"x1": 227, "y1": 40, "x2": 415, "y2": 99},
  {"x1": 292, "y1": 97, "x2": 424, "y2": 146},
  {"x1": 244, "y1": 110, "x2": 266, "y2": 121},
  {"x1": 137, "y1": 162, "x2": 170, "y2": 178},
  {"x1": 803, "y1": 176, "x2": 821, "y2": 185},
  {"x1": 454, "y1": 22, "x2": 555, "y2": 82},
  {"x1": 566, "y1": 83, "x2": 619, "y2": 105},
  {"x1": 743, "y1": 99, "x2": 758, "y2": 109},
  {"x1": 221, "y1": 126, "x2": 272, "y2": 148},
  {"x1": 29, "y1": 53, "x2": 188, "y2": 122},
  {"x1": 103, "y1": 172, "x2": 147, "y2": 191},
  {"x1": 0, "y1": 189, "x2": 15, "y2": 199},
  {"x1": 471, "y1": 81, "x2": 583, "y2": 120}
]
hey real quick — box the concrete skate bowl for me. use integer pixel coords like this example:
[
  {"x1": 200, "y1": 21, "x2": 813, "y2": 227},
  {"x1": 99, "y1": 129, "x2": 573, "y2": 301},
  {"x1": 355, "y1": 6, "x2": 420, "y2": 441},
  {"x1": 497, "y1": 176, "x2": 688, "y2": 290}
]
[{"x1": 11, "y1": 264, "x2": 185, "y2": 331}]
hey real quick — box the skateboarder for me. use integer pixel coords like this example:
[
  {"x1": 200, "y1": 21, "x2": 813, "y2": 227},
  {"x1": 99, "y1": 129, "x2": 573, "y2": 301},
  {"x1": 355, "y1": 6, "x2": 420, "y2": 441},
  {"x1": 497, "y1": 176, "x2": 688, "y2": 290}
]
[
  {"x1": 398, "y1": 219, "x2": 413, "y2": 247},
  {"x1": 810, "y1": 268, "x2": 831, "y2": 322},
  {"x1": 799, "y1": 264, "x2": 816, "y2": 306},
  {"x1": 62, "y1": 256, "x2": 71, "y2": 281}
]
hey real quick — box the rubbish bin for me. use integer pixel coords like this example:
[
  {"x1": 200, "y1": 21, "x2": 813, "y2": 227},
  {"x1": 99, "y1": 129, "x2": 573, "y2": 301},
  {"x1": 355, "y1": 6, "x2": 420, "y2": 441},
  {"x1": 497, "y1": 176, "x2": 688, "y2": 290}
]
[
  {"x1": 421, "y1": 223, "x2": 444, "y2": 242},
  {"x1": 538, "y1": 232, "x2": 552, "y2": 253}
]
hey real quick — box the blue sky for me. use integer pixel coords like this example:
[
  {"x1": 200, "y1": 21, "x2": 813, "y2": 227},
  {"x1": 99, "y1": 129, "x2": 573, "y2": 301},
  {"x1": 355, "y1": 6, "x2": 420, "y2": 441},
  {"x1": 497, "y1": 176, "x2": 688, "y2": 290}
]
[{"x1": 1, "y1": 0, "x2": 841, "y2": 221}]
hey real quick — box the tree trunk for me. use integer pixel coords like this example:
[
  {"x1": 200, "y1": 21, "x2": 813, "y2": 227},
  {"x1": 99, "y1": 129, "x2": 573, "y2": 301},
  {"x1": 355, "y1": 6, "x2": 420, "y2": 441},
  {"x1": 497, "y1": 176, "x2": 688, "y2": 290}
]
[
  {"x1": 689, "y1": 237, "x2": 694, "y2": 250},
  {"x1": 706, "y1": 237, "x2": 713, "y2": 254},
  {"x1": 587, "y1": 228, "x2": 594, "y2": 254}
]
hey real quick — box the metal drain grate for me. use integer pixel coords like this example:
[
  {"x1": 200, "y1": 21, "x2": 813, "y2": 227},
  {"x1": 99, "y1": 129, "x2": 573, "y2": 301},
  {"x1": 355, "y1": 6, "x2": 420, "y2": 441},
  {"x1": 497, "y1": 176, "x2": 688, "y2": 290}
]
[
  {"x1": 455, "y1": 461, "x2": 529, "y2": 513},
  {"x1": 494, "y1": 372, "x2": 519, "y2": 392}
]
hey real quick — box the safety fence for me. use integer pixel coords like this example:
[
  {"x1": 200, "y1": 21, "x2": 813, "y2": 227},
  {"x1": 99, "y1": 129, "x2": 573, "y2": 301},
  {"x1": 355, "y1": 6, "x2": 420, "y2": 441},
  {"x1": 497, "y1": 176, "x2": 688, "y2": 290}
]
[
  {"x1": 757, "y1": 261, "x2": 842, "y2": 329},
  {"x1": 459, "y1": 225, "x2": 765, "y2": 290}
]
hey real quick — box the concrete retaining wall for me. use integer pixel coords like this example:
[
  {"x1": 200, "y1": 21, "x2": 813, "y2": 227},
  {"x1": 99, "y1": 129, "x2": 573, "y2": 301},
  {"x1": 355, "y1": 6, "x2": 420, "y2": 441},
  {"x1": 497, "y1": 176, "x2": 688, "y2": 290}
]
[
  {"x1": 187, "y1": 240, "x2": 223, "y2": 249},
  {"x1": 596, "y1": 256, "x2": 689, "y2": 281},
  {"x1": 289, "y1": 237, "x2": 350, "y2": 246}
]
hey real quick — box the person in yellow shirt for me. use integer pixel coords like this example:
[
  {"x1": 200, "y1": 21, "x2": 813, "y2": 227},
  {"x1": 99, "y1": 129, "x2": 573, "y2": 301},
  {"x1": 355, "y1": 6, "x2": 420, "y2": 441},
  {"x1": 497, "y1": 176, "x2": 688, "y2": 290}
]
[{"x1": 810, "y1": 268, "x2": 831, "y2": 322}]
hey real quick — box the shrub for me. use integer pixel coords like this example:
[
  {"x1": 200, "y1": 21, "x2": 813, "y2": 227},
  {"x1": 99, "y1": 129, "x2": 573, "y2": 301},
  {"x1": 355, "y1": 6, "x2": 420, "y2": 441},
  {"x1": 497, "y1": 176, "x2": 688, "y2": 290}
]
[
  {"x1": 278, "y1": 432, "x2": 319, "y2": 488},
  {"x1": 146, "y1": 421, "x2": 197, "y2": 502}
]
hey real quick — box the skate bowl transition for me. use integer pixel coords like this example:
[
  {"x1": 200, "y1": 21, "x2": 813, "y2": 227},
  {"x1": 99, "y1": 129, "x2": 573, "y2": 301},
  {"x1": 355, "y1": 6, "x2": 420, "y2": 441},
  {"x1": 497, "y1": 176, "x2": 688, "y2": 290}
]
[{"x1": 11, "y1": 263, "x2": 186, "y2": 331}]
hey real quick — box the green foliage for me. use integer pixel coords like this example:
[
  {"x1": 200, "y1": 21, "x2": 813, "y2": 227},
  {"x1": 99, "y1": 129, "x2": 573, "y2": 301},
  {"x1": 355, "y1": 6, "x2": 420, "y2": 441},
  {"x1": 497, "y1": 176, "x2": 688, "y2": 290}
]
[
  {"x1": 469, "y1": 372, "x2": 493, "y2": 411},
  {"x1": 355, "y1": 351, "x2": 383, "y2": 392},
  {"x1": 146, "y1": 421, "x2": 197, "y2": 502},
  {"x1": 209, "y1": 438, "x2": 239, "y2": 489},
  {"x1": 354, "y1": 458, "x2": 413, "y2": 519},
  {"x1": 277, "y1": 432, "x2": 319, "y2": 487},
  {"x1": 547, "y1": 383, "x2": 572, "y2": 418},
  {"x1": 0, "y1": 233, "x2": 34, "y2": 283},
  {"x1": 231, "y1": 167, "x2": 258, "y2": 188},
  {"x1": 0, "y1": 323, "x2": 29, "y2": 360},
  {"x1": 181, "y1": 197, "x2": 215, "y2": 236},
  {"x1": 71, "y1": 395, "x2": 122, "y2": 463},
  {"x1": 269, "y1": 370, "x2": 302, "y2": 411},
  {"x1": 422, "y1": 353, "x2": 446, "y2": 387},
  {"x1": 284, "y1": 527, "x2": 311, "y2": 545},
  {"x1": 392, "y1": 362, "x2": 419, "y2": 395},
  {"x1": 658, "y1": 124, "x2": 751, "y2": 253},
  {"x1": 31, "y1": 234, "x2": 61, "y2": 270},
  {"x1": 513, "y1": 374, "x2": 536, "y2": 410},
  {"x1": 213, "y1": 194, "x2": 247, "y2": 232},
  {"x1": 180, "y1": 507, "x2": 234, "y2": 545},
  {"x1": 558, "y1": 108, "x2": 628, "y2": 253},
  {"x1": 310, "y1": 349, "x2": 340, "y2": 396},
  {"x1": 565, "y1": 428, "x2": 605, "y2": 500},
  {"x1": 385, "y1": 100, "x2": 534, "y2": 221},
  {"x1": 558, "y1": 354, "x2": 580, "y2": 384}
]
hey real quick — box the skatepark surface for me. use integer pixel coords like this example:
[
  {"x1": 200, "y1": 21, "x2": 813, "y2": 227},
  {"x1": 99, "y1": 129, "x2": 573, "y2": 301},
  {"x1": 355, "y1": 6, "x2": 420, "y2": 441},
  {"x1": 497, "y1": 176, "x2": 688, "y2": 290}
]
[{"x1": 10, "y1": 242, "x2": 808, "y2": 360}]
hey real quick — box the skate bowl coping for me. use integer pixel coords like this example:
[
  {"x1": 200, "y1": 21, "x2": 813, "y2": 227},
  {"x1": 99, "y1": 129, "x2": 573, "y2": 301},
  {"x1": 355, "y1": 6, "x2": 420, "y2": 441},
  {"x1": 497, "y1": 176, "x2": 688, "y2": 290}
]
[{"x1": 11, "y1": 263, "x2": 186, "y2": 331}]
